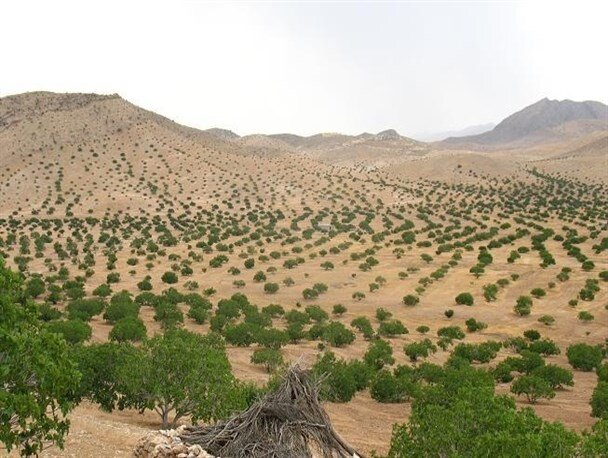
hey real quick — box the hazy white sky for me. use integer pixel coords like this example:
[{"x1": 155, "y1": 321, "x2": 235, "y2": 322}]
[{"x1": 1, "y1": 0, "x2": 606, "y2": 137}]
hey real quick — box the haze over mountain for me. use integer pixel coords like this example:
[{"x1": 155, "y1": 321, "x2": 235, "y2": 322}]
[
  {"x1": 442, "y1": 98, "x2": 608, "y2": 148},
  {"x1": 413, "y1": 123, "x2": 496, "y2": 142}
]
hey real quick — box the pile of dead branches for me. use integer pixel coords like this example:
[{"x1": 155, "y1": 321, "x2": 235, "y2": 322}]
[{"x1": 179, "y1": 364, "x2": 362, "y2": 458}]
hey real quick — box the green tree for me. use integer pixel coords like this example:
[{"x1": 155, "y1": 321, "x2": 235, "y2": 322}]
[
  {"x1": 66, "y1": 298, "x2": 105, "y2": 321},
  {"x1": 591, "y1": 382, "x2": 608, "y2": 419},
  {"x1": 117, "y1": 329, "x2": 245, "y2": 428},
  {"x1": 386, "y1": 380, "x2": 579, "y2": 457},
  {"x1": 510, "y1": 375, "x2": 556, "y2": 403},
  {"x1": 47, "y1": 319, "x2": 92, "y2": 344},
  {"x1": 532, "y1": 364, "x2": 574, "y2": 390},
  {"x1": 109, "y1": 316, "x2": 147, "y2": 342},
  {"x1": 0, "y1": 259, "x2": 80, "y2": 456},
  {"x1": 25, "y1": 276, "x2": 46, "y2": 298},
  {"x1": 250, "y1": 348, "x2": 284, "y2": 373},
  {"x1": 351, "y1": 316, "x2": 375, "y2": 340},
  {"x1": 378, "y1": 320, "x2": 408, "y2": 338},
  {"x1": 370, "y1": 370, "x2": 414, "y2": 403},
  {"x1": 104, "y1": 292, "x2": 139, "y2": 323},
  {"x1": 567, "y1": 343, "x2": 603, "y2": 371},
  {"x1": 364, "y1": 339, "x2": 395, "y2": 370},
  {"x1": 70, "y1": 342, "x2": 139, "y2": 412},
  {"x1": 404, "y1": 340, "x2": 436, "y2": 362},
  {"x1": 322, "y1": 321, "x2": 356, "y2": 347}
]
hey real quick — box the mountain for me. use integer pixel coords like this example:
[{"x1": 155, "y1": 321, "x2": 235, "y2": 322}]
[
  {"x1": 414, "y1": 123, "x2": 496, "y2": 142},
  {"x1": 203, "y1": 128, "x2": 240, "y2": 140},
  {"x1": 0, "y1": 91, "x2": 345, "y2": 217},
  {"x1": 442, "y1": 98, "x2": 607, "y2": 148}
]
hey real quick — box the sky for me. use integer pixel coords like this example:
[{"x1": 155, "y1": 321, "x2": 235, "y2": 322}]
[{"x1": 1, "y1": 0, "x2": 606, "y2": 138}]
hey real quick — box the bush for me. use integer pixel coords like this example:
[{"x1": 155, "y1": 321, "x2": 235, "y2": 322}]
[
  {"x1": 402, "y1": 294, "x2": 419, "y2": 306},
  {"x1": 302, "y1": 288, "x2": 319, "y2": 300},
  {"x1": 256, "y1": 328, "x2": 289, "y2": 349},
  {"x1": 187, "y1": 304, "x2": 209, "y2": 324},
  {"x1": 322, "y1": 321, "x2": 355, "y2": 347},
  {"x1": 538, "y1": 315, "x2": 555, "y2": 326},
  {"x1": 109, "y1": 317, "x2": 147, "y2": 342},
  {"x1": 104, "y1": 296, "x2": 139, "y2": 324},
  {"x1": 253, "y1": 271, "x2": 267, "y2": 283},
  {"x1": 378, "y1": 320, "x2": 408, "y2": 338},
  {"x1": 578, "y1": 311, "x2": 595, "y2": 322},
  {"x1": 25, "y1": 277, "x2": 46, "y2": 298},
  {"x1": 598, "y1": 363, "x2": 608, "y2": 382},
  {"x1": 351, "y1": 316, "x2": 375, "y2": 339},
  {"x1": 284, "y1": 309, "x2": 310, "y2": 325},
  {"x1": 312, "y1": 352, "x2": 364, "y2": 403},
  {"x1": 47, "y1": 319, "x2": 92, "y2": 344},
  {"x1": 305, "y1": 305, "x2": 329, "y2": 323},
  {"x1": 224, "y1": 323, "x2": 259, "y2": 347},
  {"x1": 465, "y1": 318, "x2": 487, "y2": 332},
  {"x1": 161, "y1": 271, "x2": 178, "y2": 284},
  {"x1": 523, "y1": 329, "x2": 541, "y2": 341},
  {"x1": 530, "y1": 288, "x2": 546, "y2": 298},
  {"x1": 263, "y1": 282, "x2": 279, "y2": 294},
  {"x1": 514, "y1": 295, "x2": 533, "y2": 316},
  {"x1": 582, "y1": 260, "x2": 595, "y2": 271},
  {"x1": 262, "y1": 303, "x2": 285, "y2": 317},
  {"x1": 106, "y1": 272, "x2": 120, "y2": 284},
  {"x1": 375, "y1": 307, "x2": 393, "y2": 322},
  {"x1": 153, "y1": 302, "x2": 184, "y2": 329},
  {"x1": 528, "y1": 339, "x2": 560, "y2": 356},
  {"x1": 482, "y1": 283, "x2": 498, "y2": 302},
  {"x1": 38, "y1": 303, "x2": 62, "y2": 321},
  {"x1": 455, "y1": 292, "x2": 474, "y2": 306},
  {"x1": 137, "y1": 278, "x2": 153, "y2": 291},
  {"x1": 370, "y1": 370, "x2": 416, "y2": 403},
  {"x1": 364, "y1": 339, "x2": 395, "y2": 370},
  {"x1": 437, "y1": 326, "x2": 465, "y2": 340},
  {"x1": 92, "y1": 283, "x2": 113, "y2": 297},
  {"x1": 567, "y1": 343, "x2": 603, "y2": 371},
  {"x1": 404, "y1": 340, "x2": 436, "y2": 362},
  {"x1": 332, "y1": 304, "x2": 347, "y2": 316},
  {"x1": 66, "y1": 298, "x2": 105, "y2": 321},
  {"x1": 452, "y1": 342, "x2": 499, "y2": 364},
  {"x1": 591, "y1": 382, "x2": 608, "y2": 418}
]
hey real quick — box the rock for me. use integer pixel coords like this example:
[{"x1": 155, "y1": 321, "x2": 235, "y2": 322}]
[{"x1": 133, "y1": 427, "x2": 216, "y2": 458}]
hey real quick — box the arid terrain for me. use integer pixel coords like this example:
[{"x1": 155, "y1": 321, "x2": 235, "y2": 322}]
[{"x1": 1, "y1": 92, "x2": 606, "y2": 456}]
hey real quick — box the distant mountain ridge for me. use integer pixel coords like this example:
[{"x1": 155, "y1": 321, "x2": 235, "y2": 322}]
[
  {"x1": 442, "y1": 98, "x2": 607, "y2": 147},
  {"x1": 415, "y1": 123, "x2": 496, "y2": 142}
]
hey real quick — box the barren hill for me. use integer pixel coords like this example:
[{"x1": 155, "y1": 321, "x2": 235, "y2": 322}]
[
  {"x1": 442, "y1": 98, "x2": 607, "y2": 148},
  {"x1": 0, "y1": 92, "x2": 410, "y2": 219}
]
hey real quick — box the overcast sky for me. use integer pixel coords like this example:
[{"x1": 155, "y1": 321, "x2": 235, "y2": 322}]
[{"x1": 1, "y1": 0, "x2": 606, "y2": 138}]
